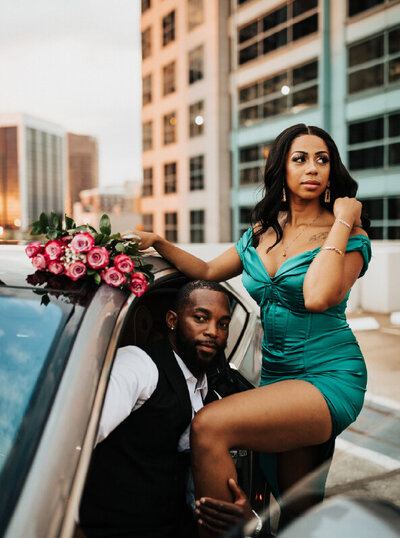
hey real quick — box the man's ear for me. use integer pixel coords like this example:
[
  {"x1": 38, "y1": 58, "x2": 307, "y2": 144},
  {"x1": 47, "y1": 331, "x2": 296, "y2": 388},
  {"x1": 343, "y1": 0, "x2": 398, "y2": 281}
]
[{"x1": 166, "y1": 310, "x2": 178, "y2": 332}]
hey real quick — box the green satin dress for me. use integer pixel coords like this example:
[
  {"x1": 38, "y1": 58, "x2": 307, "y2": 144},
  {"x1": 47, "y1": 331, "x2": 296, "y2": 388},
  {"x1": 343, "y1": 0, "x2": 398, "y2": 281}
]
[{"x1": 235, "y1": 228, "x2": 372, "y2": 498}]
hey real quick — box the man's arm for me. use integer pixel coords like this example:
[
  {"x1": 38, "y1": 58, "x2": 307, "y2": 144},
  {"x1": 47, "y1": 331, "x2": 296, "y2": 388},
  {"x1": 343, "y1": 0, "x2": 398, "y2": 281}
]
[
  {"x1": 96, "y1": 346, "x2": 159, "y2": 444},
  {"x1": 195, "y1": 478, "x2": 255, "y2": 536}
]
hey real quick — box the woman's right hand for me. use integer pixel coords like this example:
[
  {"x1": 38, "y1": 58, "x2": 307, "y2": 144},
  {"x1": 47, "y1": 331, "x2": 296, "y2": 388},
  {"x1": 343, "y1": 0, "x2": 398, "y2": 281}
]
[{"x1": 123, "y1": 230, "x2": 160, "y2": 250}]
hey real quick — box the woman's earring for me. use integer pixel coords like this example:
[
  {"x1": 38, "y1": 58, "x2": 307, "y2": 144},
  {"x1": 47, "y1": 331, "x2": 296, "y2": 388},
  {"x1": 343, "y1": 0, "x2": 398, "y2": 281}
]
[
  {"x1": 324, "y1": 181, "x2": 331, "y2": 203},
  {"x1": 282, "y1": 187, "x2": 287, "y2": 202}
]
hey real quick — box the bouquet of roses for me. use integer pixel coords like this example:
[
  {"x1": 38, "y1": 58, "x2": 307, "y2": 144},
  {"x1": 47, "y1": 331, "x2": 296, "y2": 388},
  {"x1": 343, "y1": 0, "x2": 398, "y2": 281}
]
[{"x1": 25, "y1": 212, "x2": 153, "y2": 296}]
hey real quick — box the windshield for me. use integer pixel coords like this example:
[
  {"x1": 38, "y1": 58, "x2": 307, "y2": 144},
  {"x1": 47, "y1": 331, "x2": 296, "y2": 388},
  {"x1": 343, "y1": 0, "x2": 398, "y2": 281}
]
[{"x1": 0, "y1": 295, "x2": 63, "y2": 474}]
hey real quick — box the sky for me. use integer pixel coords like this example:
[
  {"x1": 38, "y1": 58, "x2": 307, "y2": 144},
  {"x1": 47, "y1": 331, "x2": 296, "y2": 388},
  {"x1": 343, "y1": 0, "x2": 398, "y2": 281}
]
[{"x1": 0, "y1": 0, "x2": 142, "y2": 186}]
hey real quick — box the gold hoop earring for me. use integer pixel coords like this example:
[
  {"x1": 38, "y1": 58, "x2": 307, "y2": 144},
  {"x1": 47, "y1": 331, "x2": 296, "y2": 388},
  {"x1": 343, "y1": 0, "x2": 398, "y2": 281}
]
[
  {"x1": 282, "y1": 187, "x2": 287, "y2": 202},
  {"x1": 324, "y1": 182, "x2": 331, "y2": 203}
]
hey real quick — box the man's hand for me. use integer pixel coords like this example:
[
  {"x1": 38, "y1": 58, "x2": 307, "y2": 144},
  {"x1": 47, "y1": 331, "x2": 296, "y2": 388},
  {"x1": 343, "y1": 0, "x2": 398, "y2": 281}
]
[{"x1": 195, "y1": 478, "x2": 253, "y2": 536}]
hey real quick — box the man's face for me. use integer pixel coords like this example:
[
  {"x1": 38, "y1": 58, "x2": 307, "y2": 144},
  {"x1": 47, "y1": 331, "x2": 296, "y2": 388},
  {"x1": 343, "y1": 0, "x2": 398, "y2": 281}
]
[{"x1": 170, "y1": 289, "x2": 231, "y2": 376}]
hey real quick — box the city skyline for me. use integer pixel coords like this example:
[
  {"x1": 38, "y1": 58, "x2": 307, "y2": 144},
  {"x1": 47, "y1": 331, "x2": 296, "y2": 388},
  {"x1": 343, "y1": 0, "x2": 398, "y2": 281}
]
[{"x1": 0, "y1": 0, "x2": 142, "y2": 186}]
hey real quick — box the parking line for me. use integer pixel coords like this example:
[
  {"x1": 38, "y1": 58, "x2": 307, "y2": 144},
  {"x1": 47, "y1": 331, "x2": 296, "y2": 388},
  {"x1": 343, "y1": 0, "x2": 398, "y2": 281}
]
[
  {"x1": 336, "y1": 438, "x2": 400, "y2": 470},
  {"x1": 365, "y1": 392, "x2": 400, "y2": 411}
]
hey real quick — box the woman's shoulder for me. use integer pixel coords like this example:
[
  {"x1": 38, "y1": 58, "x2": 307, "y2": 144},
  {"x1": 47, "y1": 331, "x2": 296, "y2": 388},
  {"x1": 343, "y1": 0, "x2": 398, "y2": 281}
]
[{"x1": 349, "y1": 226, "x2": 368, "y2": 238}]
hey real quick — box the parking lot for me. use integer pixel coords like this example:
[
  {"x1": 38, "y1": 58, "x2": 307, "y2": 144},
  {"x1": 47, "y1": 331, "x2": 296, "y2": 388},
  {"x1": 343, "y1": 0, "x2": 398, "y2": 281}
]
[{"x1": 325, "y1": 312, "x2": 400, "y2": 508}]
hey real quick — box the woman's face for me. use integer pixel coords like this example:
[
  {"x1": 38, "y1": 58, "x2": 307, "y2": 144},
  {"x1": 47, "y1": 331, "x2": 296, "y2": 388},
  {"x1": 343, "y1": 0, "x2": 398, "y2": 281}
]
[{"x1": 285, "y1": 134, "x2": 330, "y2": 201}]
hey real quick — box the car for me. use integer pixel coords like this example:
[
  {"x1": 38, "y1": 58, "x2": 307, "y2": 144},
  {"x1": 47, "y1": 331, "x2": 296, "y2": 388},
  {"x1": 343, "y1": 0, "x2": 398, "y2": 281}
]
[{"x1": 0, "y1": 242, "x2": 268, "y2": 538}]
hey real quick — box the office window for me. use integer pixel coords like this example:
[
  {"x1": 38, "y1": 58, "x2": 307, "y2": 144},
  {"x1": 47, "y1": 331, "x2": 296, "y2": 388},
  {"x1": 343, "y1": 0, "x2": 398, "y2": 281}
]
[
  {"x1": 189, "y1": 155, "x2": 204, "y2": 190},
  {"x1": 141, "y1": 27, "x2": 152, "y2": 60},
  {"x1": 164, "y1": 162, "x2": 177, "y2": 194},
  {"x1": 189, "y1": 101, "x2": 204, "y2": 137},
  {"x1": 163, "y1": 112, "x2": 177, "y2": 145},
  {"x1": 188, "y1": 0, "x2": 204, "y2": 31},
  {"x1": 360, "y1": 197, "x2": 400, "y2": 239},
  {"x1": 239, "y1": 207, "x2": 252, "y2": 237},
  {"x1": 190, "y1": 210, "x2": 205, "y2": 243},
  {"x1": 162, "y1": 11, "x2": 175, "y2": 47},
  {"x1": 142, "y1": 213, "x2": 153, "y2": 232},
  {"x1": 239, "y1": 142, "x2": 271, "y2": 185},
  {"x1": 142, "y1": 74, "x2": 152, "y2": 106},
  {"x1": 348, "y1": 0, "x2": 386, "y2": 17},
  {"x1": 348, "y1": 111, "x2": 400, "y2": 170},
  {"x1": 142, "y1": 167, "x2": 153, "y2": 196},
  {"x1": 189, "y1": 45, "x2": 204, "y2": 84},
  {"x1": 238, "y1": 1, "x2": 318, "y2": 66},
  {"x1": 163, "y1": 61, "x2": 176, "y2": 95},
  {"x1": 348, "y1": 25, "x2": 400, "y2": 94},
  {"x1": 142, "y1": 121, "x2": 153, "y2": 151},
  {"x1": 141, "y1": 0, "x2": 151, "y2": 13},
  {"x1": 165, "y1": 212, "x2": 178, "y2": 242},
  {"x1": 239, "y1": 59, "x2": 318, "y2": 126}
]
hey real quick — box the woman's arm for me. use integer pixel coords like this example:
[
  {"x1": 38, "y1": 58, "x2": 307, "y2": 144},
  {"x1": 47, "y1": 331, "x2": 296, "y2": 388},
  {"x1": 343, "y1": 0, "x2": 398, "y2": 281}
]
[
  {"x1": 132, "y1": 231, "x2": 243, "y2": 282},
  {"x1": 303, "y1": 198, "x2": 367, "y2": 312}
]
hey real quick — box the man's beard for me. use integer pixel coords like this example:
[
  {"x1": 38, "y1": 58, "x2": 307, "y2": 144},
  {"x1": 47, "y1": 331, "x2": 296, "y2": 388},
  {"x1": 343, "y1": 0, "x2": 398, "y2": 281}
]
[{"x1": 175, "y1": 324, "x2": 226, "y2": 377}]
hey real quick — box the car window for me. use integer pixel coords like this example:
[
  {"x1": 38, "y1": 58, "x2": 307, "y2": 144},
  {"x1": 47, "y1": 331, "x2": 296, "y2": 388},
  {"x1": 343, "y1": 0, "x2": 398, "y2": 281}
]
[{"x1": 0, "y1": 295, "x2": 64, "y2": 474}]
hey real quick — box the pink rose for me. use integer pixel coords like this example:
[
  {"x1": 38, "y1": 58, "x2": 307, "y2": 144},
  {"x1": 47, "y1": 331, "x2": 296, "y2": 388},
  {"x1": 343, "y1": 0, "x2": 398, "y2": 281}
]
[
  {"x1": 31, "y1": 253, "x2": 47, "y2": 271},
  {"x1": 101, "y1": 267, "x2": 126, "y2": 287},
  {"x1": 87, "y1": 247, "x2": 109, "y2": 269},
  {"x1": 61, "y1": 235, "x2": 73, "y2": 243},
  {"x1": 44, "y1": 240, "x2": 64, "y2": 260},
  {"x1": 25, "y1": 242, "x2": 43, "y2": 258},
  {"x1": 65, "y1": 261, "x2": 86, "y2": 281},
  {"x1": 129, "y1": 272, "x2": 148, "y2": 297},
  {"x1": 113, "y1": 254, "x2": 134, "y2": 274},
  {"x1": 48, "y1": 260, "x2": 64, "y2": 275},
  {"x1": 70, "y1": 233, "x2": 95, "y2": 253}
]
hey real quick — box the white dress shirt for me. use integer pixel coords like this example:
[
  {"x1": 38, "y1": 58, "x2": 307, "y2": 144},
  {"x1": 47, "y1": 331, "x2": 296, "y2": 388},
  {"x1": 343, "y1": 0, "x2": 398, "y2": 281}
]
[{"x1": 96, "y1": 345, "x2": 208, "y2": 449}]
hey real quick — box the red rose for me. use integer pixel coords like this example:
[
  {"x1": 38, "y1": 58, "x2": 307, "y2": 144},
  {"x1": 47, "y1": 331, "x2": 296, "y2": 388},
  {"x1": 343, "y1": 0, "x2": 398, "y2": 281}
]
[
  {"x1": 48, "y1": 260, "x2": 64, "y2": 275},
  {"x1": 70, "y1": 233, "x2": 95, "y2": 253},
  {"x1": 65, "y1": 261, "x2": 86, "y2": 281},
  {"x1": 113, "y1": 254, "x2": 134, "y2": 274},
  {"x1": 102, "y1": 267, "x2": 126, "y2": 287},
  {"x1": 25, "y1": 242, "x2": 44, "y2": 258},
  {"x1": 87, "y1": 247, "x2": 109, "y2": 269},
  {"x1": 129, "y1": 272, "x2": 148, "y2": 296},
  {"x1": 44, "y1": 240, "x2": 64, "y2": 260},
  {"x1": 31, "y1": 253, "x2": 47, "y2": 271}
]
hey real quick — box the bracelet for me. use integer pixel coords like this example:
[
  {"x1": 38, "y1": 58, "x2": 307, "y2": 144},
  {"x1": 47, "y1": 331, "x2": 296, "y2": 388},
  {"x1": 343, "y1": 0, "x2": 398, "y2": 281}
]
[
  {"x1": 321, "y1": 246, "x2": 344, "y2": 256},
  {"x1": 336, "y1": 218, "x2": 351, "y2": 229}
]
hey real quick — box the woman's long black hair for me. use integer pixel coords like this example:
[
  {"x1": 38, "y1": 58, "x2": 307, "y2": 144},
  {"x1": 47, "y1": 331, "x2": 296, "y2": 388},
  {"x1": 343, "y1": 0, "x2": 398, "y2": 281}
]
[{"x1": 251, "y1": 123, "x2": 370, "y2": 248}]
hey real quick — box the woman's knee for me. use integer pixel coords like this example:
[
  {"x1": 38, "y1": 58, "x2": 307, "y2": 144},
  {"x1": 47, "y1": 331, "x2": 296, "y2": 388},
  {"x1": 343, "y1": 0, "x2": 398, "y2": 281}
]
[{"x1": 191, "y1": 405, "x2": 225, "y2": 451}]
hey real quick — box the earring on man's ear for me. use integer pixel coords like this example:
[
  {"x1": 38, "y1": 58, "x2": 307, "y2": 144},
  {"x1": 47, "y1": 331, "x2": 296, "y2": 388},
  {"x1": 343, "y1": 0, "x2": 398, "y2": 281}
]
[
  {"x1": 282, "y1": 186, "x2": 287, "y2": 202},
  {"x1": 324, "y1": 181, "x2": 331, "y2": 203}
]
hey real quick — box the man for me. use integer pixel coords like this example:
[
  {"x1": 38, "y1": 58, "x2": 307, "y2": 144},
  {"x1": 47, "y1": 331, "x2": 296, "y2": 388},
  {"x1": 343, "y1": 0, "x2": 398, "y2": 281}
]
[{"x1": 80, "y1": 280, "x2": 252, "y2": 538}]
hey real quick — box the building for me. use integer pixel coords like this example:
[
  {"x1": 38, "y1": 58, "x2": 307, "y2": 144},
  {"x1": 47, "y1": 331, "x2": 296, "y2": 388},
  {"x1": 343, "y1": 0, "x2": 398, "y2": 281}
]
[
  {"x1": 230, "y1": 0, "x2": 400, "y2": 240},
  {"x1": 141, "y1": 0, "x2": 400, "y2": 242},
  {"x1": 140, "y1": 0, "x2": 231, "y2": 243},
  {"x1": 0, "y1": 113, "x2": 65, "y2": 231},
  {"x1": 73, "y1": 181, "x2": 141, "y2": 232},
  {"x1": 66, "y1": 133, "x2": 99, "y2": 217}
]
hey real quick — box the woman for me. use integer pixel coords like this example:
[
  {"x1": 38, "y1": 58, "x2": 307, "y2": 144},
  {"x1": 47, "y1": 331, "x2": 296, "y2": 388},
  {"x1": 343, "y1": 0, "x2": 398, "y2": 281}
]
[{"x1": 134, "y1": 124, "x2": 371, "y2": 534}]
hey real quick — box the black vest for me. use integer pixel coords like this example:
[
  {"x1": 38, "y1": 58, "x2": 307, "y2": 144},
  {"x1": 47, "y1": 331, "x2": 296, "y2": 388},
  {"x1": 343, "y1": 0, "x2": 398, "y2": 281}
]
[{"x1": 80, "y1": 340, "x2": 215, "y2": 538}]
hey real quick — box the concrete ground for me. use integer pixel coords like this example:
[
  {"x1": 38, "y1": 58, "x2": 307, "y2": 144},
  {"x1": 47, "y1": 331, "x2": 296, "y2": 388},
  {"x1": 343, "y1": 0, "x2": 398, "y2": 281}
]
[{"x1": 325, "y1": 312, "x2": 400, "y2": 508}]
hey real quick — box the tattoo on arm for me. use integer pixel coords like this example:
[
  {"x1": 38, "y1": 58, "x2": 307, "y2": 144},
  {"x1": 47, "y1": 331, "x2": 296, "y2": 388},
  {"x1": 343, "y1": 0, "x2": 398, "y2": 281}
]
[{"x1": 309, "y1": 231, "x2": 329, "y2": 242}]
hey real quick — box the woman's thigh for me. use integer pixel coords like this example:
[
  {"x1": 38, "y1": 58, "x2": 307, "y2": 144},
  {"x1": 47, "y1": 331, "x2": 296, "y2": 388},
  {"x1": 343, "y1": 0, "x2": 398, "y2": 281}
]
[{"x1": 193, "y1": 379, "x2": 332, "y2": 453}]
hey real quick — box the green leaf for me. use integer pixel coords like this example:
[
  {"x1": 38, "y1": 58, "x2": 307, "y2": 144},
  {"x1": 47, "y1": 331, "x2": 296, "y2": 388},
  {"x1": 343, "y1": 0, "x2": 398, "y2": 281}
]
[
  {"x1": 51, "y1": 211, "x2": 60, "y2": 230},
  {"x1": 47, "y1": 229, "x2": 59, "y2": 240},
  {"x1": 65, "y1": 215, "x2": 76, "y2": 229},
  {"x1": 30, "y1": 221, "x2": 43, "y2": 235},
  {"x1": 99, "y1": 214, "x2": 111, "y2": 235},
  {"x1": 39, "y1": 212, "x2": 49, "y2": 229},
  {"x1": 87, "y1": 268, "x2": 95, "y2": 275},
  {"x1": 93, "y1": 272, "x2": 101, "y2": 285},
  {"x1": 115, "y1": 242, "x2": 125, "y2": 252},
  {"x1": 95, "y1": 233, "x2": 105, "y2": 245}
]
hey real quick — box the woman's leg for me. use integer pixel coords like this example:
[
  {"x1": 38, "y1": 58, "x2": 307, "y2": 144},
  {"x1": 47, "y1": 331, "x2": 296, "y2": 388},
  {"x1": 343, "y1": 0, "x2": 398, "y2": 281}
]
[{"x1": 191, "y1": 379, "x2": 332, "y2": 536}]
